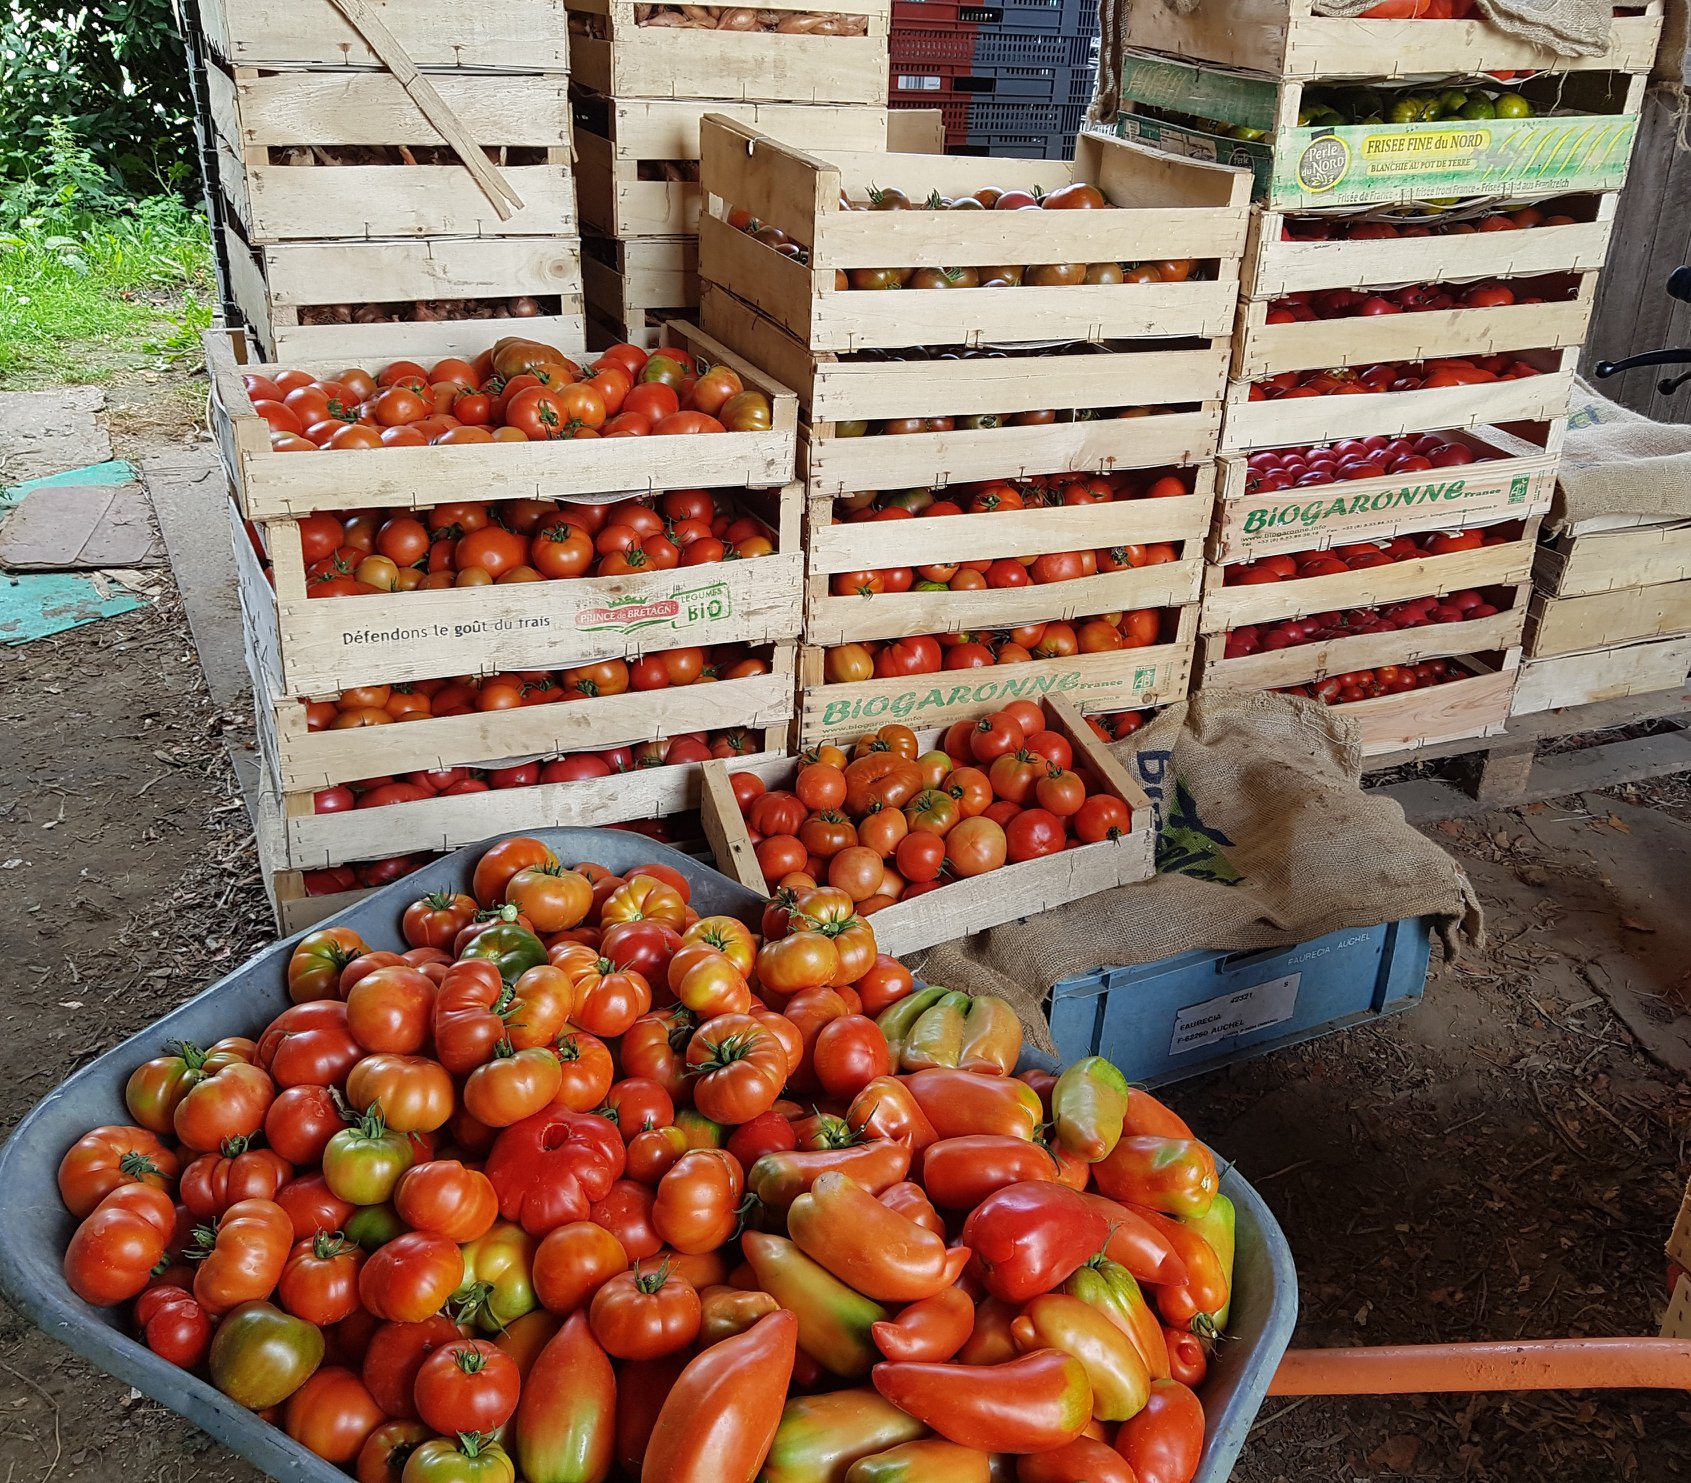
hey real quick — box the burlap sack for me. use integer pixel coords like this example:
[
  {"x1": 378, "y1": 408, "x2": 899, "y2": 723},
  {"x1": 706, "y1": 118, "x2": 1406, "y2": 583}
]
[
  {"x1": 912, "y1": 690, "x2": 1483, "y2": 1051},
  {"x1": 1548, "y1": 378, "x2": 1691, "y2": 532},
  {"x1": 1312, "y1": 0, "x2": 1613, "y2": 56}
]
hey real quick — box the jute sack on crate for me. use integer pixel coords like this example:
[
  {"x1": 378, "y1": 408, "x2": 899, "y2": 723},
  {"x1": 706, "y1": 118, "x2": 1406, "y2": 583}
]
[
  {"x1": 912, "y1": 689, "x2": 1482, "y2": 1051},
  {"x1": 1549, "y1": 379, "x2": 1691, "y2": 532}
]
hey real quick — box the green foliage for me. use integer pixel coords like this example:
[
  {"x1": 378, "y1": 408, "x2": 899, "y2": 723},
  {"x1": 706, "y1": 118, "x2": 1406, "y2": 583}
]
[
  {"x1": 0, "y1": 119, "x2": 213, "y2": 380},
  {"x1": 0, "y1": 0, "x2": 196, "y2": 190}
]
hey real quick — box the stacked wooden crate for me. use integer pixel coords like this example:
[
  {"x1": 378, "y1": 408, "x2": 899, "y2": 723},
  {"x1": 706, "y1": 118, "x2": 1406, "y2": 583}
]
[
  {"x1": 568, "y1": 0, "x2": 894, "y2": 347},
  {"x1": 207, "y1": 324, "x2": 803, "y2": 930},
  {"x1": 200, "y1": 0, "x2": 586, "y2": 364},
  {"x1": 1515, "y1": 516, "x2": 1691, "y2": 715},
  {"x1": 695, "y1": 116, "x2": 1251, "y2": 746},
  {"x1": 1114, "y1": 0, "x2": 1662, "y2": 754}
]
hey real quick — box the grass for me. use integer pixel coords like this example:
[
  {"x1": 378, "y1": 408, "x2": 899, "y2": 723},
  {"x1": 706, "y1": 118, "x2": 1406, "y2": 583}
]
[{"x1": 0, "y1": 123, "x2": 214, "y2": 384}]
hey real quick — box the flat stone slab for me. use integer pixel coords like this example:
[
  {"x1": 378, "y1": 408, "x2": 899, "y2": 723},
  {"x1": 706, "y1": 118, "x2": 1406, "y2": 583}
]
[
  {"x1": 0, "y1": 483, "x2": 163, "y2": 570},
  {"x1": 0, "y1": 388, "x2": 112, "y2": 482}
]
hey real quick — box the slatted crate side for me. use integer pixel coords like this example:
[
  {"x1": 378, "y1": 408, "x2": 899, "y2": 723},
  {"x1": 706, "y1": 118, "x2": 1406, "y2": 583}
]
[
  {"x1": 795, "y1": 606, "x2": 1199, "y2": 744},
  {"x1": 697, "y1": 119, "x2": 1250, "y2": 351},
  {"x1": 1199, "y1": 526, "x2": 1538, "y2": 634},
  {"x1": 572, "y1": 96, "x2": 897, "y2": 238},
  {"x1": 206, "y1": 62, "x2": 573, "y2": 151},
  {"x1": 1123, "y1": 0, "x2": 1661, "y2": 79},
  {"x1": 581, "y1": 244, "x2": 698, "y2": 328},
  {"x1": 207, "y1": 323, "x2": 800, "y2": 519},
  {"x1": 1210, "y1": 424, "x2": 1561, "y2": 564},
  {"x1": 225, "y1": 227, "x2": 586, "y2": 364},
  {"x1": 701, "y1": 694, "x2": 1156, "y2": 958},
  {"x1": 565, "y1": 0, "x2": 891, "y2": 104},
  {"x1": 254, "y1": 484, "x2": 803, "y2": 694},
  {"x1": 1328, "y1": 651, "x2": 1521, "y2": 755},
  {"x1": 1197, "y1": 604, "x2": 1528, "y2": 692},
  {"x1": 254, "y1": 790, "x2": 366, "y2": 934},
  {"x1": 1219, "y1": 347, "x2": 1579, "y2": 454},
  {"x1": 1512, "y1": 633, "x2": 1691, "y2": 714},
  {"x1": 1230, "y1": 273, "x2": 1598, "y2": 380},
  {"x1": 1534, "y1": 520, "x2": 1691, "y2": 597},
  {"x1": 1524, "y1": 579, "x2": 1691, "y2": 658},
  {"x1": 262, "y1": 646, "x2": 798, "y2": 793},
  {"x1": 197, "y1": 0, "x2": 571, "y2": 70},
  {"x1": 1241, "y1": 196, "x2": 1620, "y2": 301}
]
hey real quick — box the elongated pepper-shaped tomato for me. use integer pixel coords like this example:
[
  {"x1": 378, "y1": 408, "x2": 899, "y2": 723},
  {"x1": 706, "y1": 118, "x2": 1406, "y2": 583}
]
[
  {"x1": 903, "y1": 1069, "x2": 1043, "y2": 1141},
  {"x1": 743, "y1": 1232, "x2": 888, "y2": 1378},
  {"x1": 1130, "y1": 1206, "x2": 1231, "y2": 1331},
  {"x1": 847, "y1": 1079, "x2": 939, "y2": 1152},
  {"x1": 747, "y1": 1140, "x2": 911, "y2": 1212},
  {"x1": 1179, "y1": 1193, "x2": 1236, "y2": 1328},
  {"x1": 871, "y1": 1284, "x2": 976, "y2": 1362},
  {"x1": 1015, "y1": 1436, "x2": 1140, "y2": 1483},
  {"x1": 1091, "y1": 1136, "x2": 1217, "y2": 1220},
  {"x1": 516, "y1": 1310, "x2": 614, "y2": 1483},
  {"x1": 761, "y1": 1390, "x2": 927, "y2": 1483},
  {"x1": 873, "y1": 1350, "x2": 1093, "y2": 1454},
  {"x1": 962, "y1": 1182, "x2": 1110, "y2": 1303},
  {"x1": 1076, "y1": 1191, "x2": 1190, "y2": 1287},
  {"x1": 1063, "y1": 1255, "x2": 1170, "y2": 1381},
  {"x1": 1051, "y1": 1056, "x2": 1130, "y2": 1161},
  {"x1": 1011, "y1": 1294, "x2": 1150, "y2": 1422},
  {"x1": 1120, "y1": 1087, "x2": 1193, "y2": 1140},
  {"x1": 846, "y1": 1437, "x2": 993, "y2": 1481},
  {"x1": 640, "y1": 1308, "x2": 797, "y2": 1483},
  {"x1": 789, "y1": 1172, "x2": 971, "y2": 1303},
  {"x1": 956, "y1": 994, "x2": 1022, "y2": 1076}
]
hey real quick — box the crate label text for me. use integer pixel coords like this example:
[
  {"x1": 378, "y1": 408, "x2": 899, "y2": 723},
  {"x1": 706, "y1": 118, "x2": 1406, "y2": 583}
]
[
  {"x1": 1169, "y1": 973, "x2": 1300, "y2": 1055},
  {"x1": 575, "y1": 581, "x2": 733, "y2": 634}
]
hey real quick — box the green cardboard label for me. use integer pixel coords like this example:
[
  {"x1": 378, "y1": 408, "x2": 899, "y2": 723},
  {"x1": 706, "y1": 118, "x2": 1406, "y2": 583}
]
[{"x1": 574, "y1": 580, "x2": 733, "y2": 634}]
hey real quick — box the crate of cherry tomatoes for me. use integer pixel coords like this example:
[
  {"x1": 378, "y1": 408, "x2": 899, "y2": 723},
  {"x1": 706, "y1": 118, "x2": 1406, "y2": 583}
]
[
  {"x1": 700, "y1": 283, "x2": 1229, "y2": 497},
  {"x1": 1221, "y1": 346, "x2": 1578, "y2": 455},
  {"x1": 230, "y1": 468, "x2": 802, "y2": 696},
  {"x1": 207, "y1": 62, "x2": 577, "y2": 244},
  {"x1": 255, "y1": 643, "x2": 797, "y2": 872},
  {"x1": 207, "y1": 323, "x2": 799, "y2": 523},
  {"x1": 803, "y1": 468, "x2": 1213, "y2": 649},
  {"x1": 568, "y1": 0, "x2": 891, "y2": 103},
  {"x1": 796, "y1": 607, "x2": 1198, "y2": 747},
  {"x1": 1274, "y1": 651, "x2": 1523, "y2": 755},
  {"x1": 696, "y1": 115, "x2": 1249, "y2": 354},
  {"x1": 701, "y1": 694, "x2": 1156, "y2": 957},
  {"x1": 1210, "y1": 420, "x2": 1561, "y2": 564},
  {"x1": 1123, "y1": 0, "x2": 1662, "y2": 81}
]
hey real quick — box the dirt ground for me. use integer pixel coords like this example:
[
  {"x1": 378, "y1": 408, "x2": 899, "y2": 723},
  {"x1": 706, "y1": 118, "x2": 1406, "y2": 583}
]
[{"x1": 0, "y1": 367, "x2": 1687, "y2": 1482}]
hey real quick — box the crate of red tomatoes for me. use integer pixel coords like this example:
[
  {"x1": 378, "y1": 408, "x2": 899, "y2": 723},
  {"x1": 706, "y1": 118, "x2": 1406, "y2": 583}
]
[{"x1": 701, "y1": 694, "x2": 1156, "y2": 957}]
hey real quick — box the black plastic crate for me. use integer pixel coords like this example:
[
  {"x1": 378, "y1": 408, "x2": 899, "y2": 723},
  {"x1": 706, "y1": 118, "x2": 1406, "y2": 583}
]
[
  {"x1": 893, "y1": 62, "x2": 1069, "y2": 101},
  {"x1": 894, "y1": 0, "x2": 1098, "y2": 35}
]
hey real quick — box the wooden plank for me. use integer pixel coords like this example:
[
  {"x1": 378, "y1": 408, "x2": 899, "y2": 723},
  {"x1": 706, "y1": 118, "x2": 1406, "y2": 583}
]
[
  {"x1": 197, "y1": 0, "x2": 570, "y2": 68},
  {"x1": 1527, "y1": 579, "x2": 1691, "y2": 657},
  {"x1": 1513, "y1": 634, "x2": 1691, "y2": 713},
  {"x1": 1332, "y1": 655, "x2": 1519, "y2": 756},
  {"x1": 1537, "y1": 522, "x2": 1691, "y2": 596},
  {"x1": 256, "y1": 233, "x2": 583, "y2": 304}
]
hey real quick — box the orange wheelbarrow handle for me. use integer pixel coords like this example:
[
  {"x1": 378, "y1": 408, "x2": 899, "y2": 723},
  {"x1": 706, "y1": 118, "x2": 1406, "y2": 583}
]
[{"x1": 1269, "y1": 1338, "x2": 1691, "y2": 1396}]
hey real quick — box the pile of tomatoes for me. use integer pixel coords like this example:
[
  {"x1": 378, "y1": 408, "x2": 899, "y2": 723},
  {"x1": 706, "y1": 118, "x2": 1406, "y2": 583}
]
[
  {"x1": 1223, "y1": 524, "x2": 1519, "y2": 588},
  {"x1": 245, "y1": 339, "x2": 773, "y2": 454},
  {"x1": 727, "y1": 182, "x2": 1205, "y2": 290},
  {"x1": 287, "y1": 491, "x2": 777, "y2": 598},
  {"x1": 1280, "y1": 199, "x2": 1577, "y2": 242},
  {"x1": 1222, "y1": 585, "x2": 1514, "y2": 659},
  {"x1": 824, "y1": 610, "x2": 1175, "y2": 682},
  {"x1": 1281, "y1": 656, "x2": 1464, "y2": 704},
  {"x1": 1243, "y1": 432, "x2": 1480, "y2": 492},
  {"x1": 1248, "y1": 355, "x2": 1544, "y2": 400},
  {"x1": 731, "y1": 704, "x2": 1135, "y2": 904},
  {"x1": 1358, "y1": 0, "x2": 1475, "y2": 16},
  {"x1": 56, "y1": 832, "x2": 1232, "y2": 1482},
  {"x1": 1265, "y1": 273, "x2": 1570, "y2": 324}
]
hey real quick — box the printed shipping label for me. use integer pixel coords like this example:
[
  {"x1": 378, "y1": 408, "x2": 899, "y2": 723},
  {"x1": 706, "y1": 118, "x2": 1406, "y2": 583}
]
[{"x1": 1169, "y1": 973, "x2": 1300, "y2": 1056}]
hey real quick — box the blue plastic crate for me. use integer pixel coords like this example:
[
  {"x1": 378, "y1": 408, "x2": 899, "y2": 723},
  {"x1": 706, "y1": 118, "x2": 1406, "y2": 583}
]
[
  {"x1": 976, "y1": 27, "x2": 1096, "y2": 66},
  {"x1": 1049, "y1": 916, "x2": 1435, "y2": 1086}
]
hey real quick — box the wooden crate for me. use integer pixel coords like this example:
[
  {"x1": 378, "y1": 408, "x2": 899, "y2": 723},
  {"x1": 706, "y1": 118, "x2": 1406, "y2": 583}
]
[
  {"x1": 1123, "y1": 0, "x2": 1662, "y2": 80},
  {"x1": 573, "y1": 95, "x2": 895, "y2": 239},
  {"x1": 255, "y1": 789, "x2": 369, "y2": 934},
  {"x1": 1242, "y1": 195, "x2": 1620, "y2": 301},
  {"x1": 1525, "y1": 579, "x2": 1691, "y2": 659},
  {"x1": 565, "y1": 0, "x2": 890, "y2": 105},
  {"x1": 699, "y1": 695, "x2": 1156, "y2": 958},
  {"x1": 1323, "y1": 651, "x2": 1521, "y2": 755},
  {"x1": 1513, "y1": 633, "x2": 1691, "y2": 714},
  {"x1": 700, "y1": 284, "x2": 1227, "y2": 495},
  {"x1": 697, "y1": 118, "x2": 1250, "y2": 353},
  {"x1": 197, "y1": 0, "x2": 570, "y2": 70},
  {"x1": 224, "y1": 225, "x2": 585, "y2": 364},
  {"x1": 805, "y1": 478, "x2": 1214, "y2": 646},
  {"x1": 208, "y1": 63, "x2": 576, "y2": 242},
  {"x1": 1533, "y1": 520, "x2": 1691, "y2": 597},
  {"x1": 1220, "y1": 347, "x2": 1579, "y2": 454},
  {"x1": 1210, "y1": 423, "x2": 1561, "y2": 564},
  {"x1": 233, "y1": 482, "x2": 803, "y2": 695},
  {"x1": 1200, "y1": 526, "x2": 1538, "y2": 635},
  {"x1": 1116, "y1": 58, "x2": 1647, "y2": 212},
  {"x1": 206, "y1": 323, "x2": 799, "y2": 519},
  {"x1": 794, "y1": 607, "x2": 1199, "y2": 745},
  {"x1": 582, "y1": 236, "x2": 698, "y2": 335},
  {"x1": 1231, "y1": 274, "x2": 1598, "y2": 380}
]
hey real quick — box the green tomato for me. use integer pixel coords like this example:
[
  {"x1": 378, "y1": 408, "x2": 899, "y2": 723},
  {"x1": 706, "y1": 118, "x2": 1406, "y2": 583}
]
[
  {"x1": 346, "y1": 1200, "x2": 407, "y2": 1250},
  {"x1": 1386, "y1": 98, "x2": 1422, "y2": 124},
  {"x1": 1494, "y1": 92, "x2": 1533, "y2": 118},
  {"x1": 1438, "y1": 88, "x2": 1470, "y2": 116},
  {"x1": 209, "y1": 1302, "x2": 324, "y2": 1410},
  {"x1": 1460, "y1": 97, "x2": 1497, "y2": 119},
  {"x1": 459, "y1": 922, "x2": 547, "y2": 985},
  {"x1": 453, "y1": 1222, "x2": 538, "y2": 1334},
  {"x1": 323, "y1": 1109, "x2": 415, "y2": 1206},
  {"x1": 402, "y1": 1434, "x2": 516, "y2": 1483}
]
